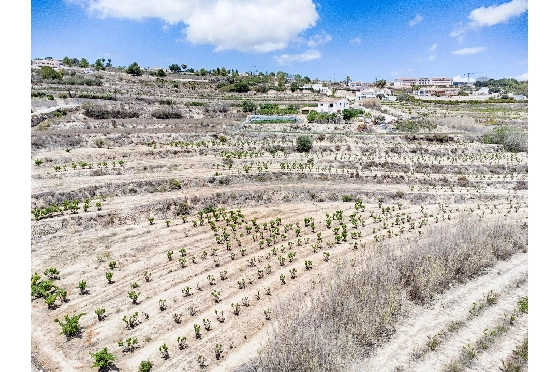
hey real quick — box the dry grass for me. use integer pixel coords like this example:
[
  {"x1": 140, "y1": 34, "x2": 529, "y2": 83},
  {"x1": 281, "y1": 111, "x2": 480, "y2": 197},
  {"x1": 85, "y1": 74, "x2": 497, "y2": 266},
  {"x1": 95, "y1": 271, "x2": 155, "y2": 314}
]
[
  {"x1": 240, "y1": 216, "x2": 527, "y2": 372},
  {"x1": 435, "y1": 116, "x2": 487, "y2": 134}
]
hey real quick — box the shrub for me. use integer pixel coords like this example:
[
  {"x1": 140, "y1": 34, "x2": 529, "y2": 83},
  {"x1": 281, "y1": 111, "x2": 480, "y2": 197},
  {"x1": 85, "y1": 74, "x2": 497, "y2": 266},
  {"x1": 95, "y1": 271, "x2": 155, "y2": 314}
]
[
  {"x1": 296, "y1": 136, "x2": 312, "y2": 153},
  {"x1": 482, "y1": 125, "x2": 527, "y2": 152},
  {"x1": 138, "y1": 360, "x2": 153, "y2": 372},
  {"x1": 361, "y1": 98, "x2": 381, "y2": 109},
  {"x1": 242, "y1": 100, "x2": 257, "y2": 113},
  {"x1": 152, "y1": 108, "x2": 183, "y2": 119},
  {"x1": 90, "y1": 348, "x2": 115, "y2": 370},
  {"x1": 54, "y1": 313, "x2": 85, "y2": 337},
  {"x1": 82, "y1": 103, "x2": 140, "y2": 119},
  {"x1": 126, "y1": 62, "x2": 143, "y2": 76},
  {"x1": 40, "y1": 66, "x2": 62, "y2": 80}
]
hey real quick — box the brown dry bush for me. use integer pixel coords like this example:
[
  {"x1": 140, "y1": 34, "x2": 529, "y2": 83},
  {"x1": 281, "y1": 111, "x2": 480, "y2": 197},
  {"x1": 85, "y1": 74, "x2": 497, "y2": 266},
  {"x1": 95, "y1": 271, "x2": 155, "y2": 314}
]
[
  {"x1": 242, "y1": 215, "x2": 526, "y2": 372},
  {"x1": 361, "y1": 98, "x2": 381, "y2": 109},
  {"x1": 82, "y1": 103, "x2": 140, "y2": 119},
  {"x1": 435, "y1": 116, "x2": 486, "y2": 134}
]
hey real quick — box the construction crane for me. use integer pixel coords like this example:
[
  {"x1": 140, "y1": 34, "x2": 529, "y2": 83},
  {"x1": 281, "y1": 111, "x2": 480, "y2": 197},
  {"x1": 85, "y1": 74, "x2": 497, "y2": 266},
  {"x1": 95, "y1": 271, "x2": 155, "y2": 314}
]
[{"x1": 463, "y1": 72, "x2": 484, "y2": 83}]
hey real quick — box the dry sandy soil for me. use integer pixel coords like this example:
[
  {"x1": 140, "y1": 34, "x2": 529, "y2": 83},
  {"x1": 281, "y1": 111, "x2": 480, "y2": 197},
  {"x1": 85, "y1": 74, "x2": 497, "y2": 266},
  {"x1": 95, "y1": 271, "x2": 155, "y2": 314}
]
[{"x1": 31, "y1": 76, "x2": 528, "y2": 372}]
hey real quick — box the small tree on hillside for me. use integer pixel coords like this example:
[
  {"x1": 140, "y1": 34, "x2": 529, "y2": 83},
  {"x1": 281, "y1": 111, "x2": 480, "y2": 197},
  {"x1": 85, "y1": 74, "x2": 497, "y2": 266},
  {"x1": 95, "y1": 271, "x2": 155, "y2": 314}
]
[
  {"x1": 296, "y1": 136, "x2": 312, "y2": 153},
  {"x1": 169, "y1": 64, "x2": 181, "y2": 73},
  {"x1": 126, "y1": 62, "x2": 143, "y2": 76},
  {"x1": 40, "y1": 66, "x2": 62, "y2": 80}
]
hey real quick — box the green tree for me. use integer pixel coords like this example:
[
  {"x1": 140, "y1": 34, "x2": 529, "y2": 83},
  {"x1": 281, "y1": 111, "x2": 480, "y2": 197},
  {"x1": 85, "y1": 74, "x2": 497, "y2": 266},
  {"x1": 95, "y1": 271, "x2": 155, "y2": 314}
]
[
  {"x1": 375, "y1": 79, "x2": 387, "y2": 88},
  {"x1": 290, "y1": 82, "x2": 299, "y2": 92},
  {"x1": 94, "y1": 59, "x2": 105, "y2": 71},
  {"x1": 40, "y1": 66, "x2": 62, "y2": 80},
  {"x1": 156, "y1": 69, "x2": 166, "y2": 77},
  {"x1": 62, "y1": 56, "x2": 74, "y2": 67},
  {"x1": 169, "y1": 64, "x2": 181, "y2": 73},
  {"x1": 126, "y1": 62, "x2": 143, "y2": 76},
  {"x1": 105, "y1": 58, "x2": 112, "y2": 67},
  {"x1": 296, "y1": 136, "x2": 312, "y2": 153},
  {"x1": 345, "y1": 76, "x2": 351, "y2": 86},
  {"x1": 233, "y1": 81, "x2": 249, "y2": 93},
  {"x1": 78, "y1": 58, "x2": 89, "y2": 68}
]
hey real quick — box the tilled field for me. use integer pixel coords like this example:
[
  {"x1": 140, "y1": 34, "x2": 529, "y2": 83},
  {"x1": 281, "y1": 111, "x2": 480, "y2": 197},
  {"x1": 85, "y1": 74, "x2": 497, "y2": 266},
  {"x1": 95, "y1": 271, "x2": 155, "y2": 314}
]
[{"x1": 31, "y1": 110, "x2": 528, "y2": 371}]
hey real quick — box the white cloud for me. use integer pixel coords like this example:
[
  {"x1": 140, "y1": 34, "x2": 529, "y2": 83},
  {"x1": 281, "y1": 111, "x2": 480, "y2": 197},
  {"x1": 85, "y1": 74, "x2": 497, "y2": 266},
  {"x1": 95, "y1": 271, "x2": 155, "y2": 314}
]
[
  {"x1": 512, "y1": 72, "x2": 528, "y2": 81},
  {"x1": 469, "y1": 0, "x2": 528, "y2": 28},
  {"x1": 69, "y1": 0, "x2": 319, "y2": 53},
  {"x1": 428, "y1": 55, "x2": 436, "y2": 61},
  {"x1": 450, "y1": 0, "x2": 527, "y2": 39},
  {"x1": 452, "y1": 47, "x2": 486, "y2": 55},
  {"x1": 307, "y1": 30, "x2": 332, "y2": 47},
  {"x1": 429, "y1": 43, "x2": 438, "y2": 52},
  {"x1": 409, "y1": 14, "x2": 424, "y2": 27},
  {"x1": 349, "y1": 37, "x2": 362, "y2": 44},
  {"x1": 273, "y1": 49, "x2": 321, "y2": 65}
]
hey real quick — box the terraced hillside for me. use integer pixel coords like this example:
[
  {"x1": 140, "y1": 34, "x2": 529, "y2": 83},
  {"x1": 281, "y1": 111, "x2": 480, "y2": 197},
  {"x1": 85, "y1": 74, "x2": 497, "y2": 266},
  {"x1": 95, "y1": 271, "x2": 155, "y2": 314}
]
[{"x1": 31, "y1": 75, "x2": 528, "y2": 372}]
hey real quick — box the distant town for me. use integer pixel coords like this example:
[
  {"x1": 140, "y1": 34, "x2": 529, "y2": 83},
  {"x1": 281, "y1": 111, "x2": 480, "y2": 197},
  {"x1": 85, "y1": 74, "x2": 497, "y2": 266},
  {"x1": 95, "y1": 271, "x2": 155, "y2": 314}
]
[{"x1": 31, "y1": 57, "x2": 528, "y2": 102}]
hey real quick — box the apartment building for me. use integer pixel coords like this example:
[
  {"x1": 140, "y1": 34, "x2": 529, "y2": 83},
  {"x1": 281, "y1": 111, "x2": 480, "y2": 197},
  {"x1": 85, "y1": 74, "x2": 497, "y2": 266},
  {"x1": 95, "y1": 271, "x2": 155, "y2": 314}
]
[{"x1": 394, "y1": 76, "x2": 453, "y2": 87}]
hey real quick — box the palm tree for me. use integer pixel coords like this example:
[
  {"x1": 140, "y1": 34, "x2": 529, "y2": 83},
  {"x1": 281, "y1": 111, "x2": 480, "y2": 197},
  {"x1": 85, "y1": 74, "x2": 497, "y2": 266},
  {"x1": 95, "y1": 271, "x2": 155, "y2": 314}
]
[{"x1": 345, "y1": 76, "x2": 351, "y2": 86}]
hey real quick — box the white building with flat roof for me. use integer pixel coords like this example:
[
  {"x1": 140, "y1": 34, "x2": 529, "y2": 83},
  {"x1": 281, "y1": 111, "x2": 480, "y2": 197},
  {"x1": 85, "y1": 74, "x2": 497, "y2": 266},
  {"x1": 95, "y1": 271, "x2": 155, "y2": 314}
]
[
  {"x1": 317, "y1": 98, "x2": 349, "y2": 113},
  {"x1": 32, "y1": 59, "x2": 62, "y2": 68},
  {"x1": 394, "y1": 76, "x2": 453, "y2": 87}
]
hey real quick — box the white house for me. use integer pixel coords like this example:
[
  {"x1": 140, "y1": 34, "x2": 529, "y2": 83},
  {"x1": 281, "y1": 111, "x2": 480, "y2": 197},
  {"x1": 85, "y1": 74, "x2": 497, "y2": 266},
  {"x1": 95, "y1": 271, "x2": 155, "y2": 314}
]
[
  {"x1": 317, "y1": 98, "x2": 349, "y2": 113},
  {"x1": 302, "y1": 83, "x2": 323, "y2": 91},
  {"x1": 32, "y1": 59, "x2": 62, "y2": 68},
  {"x1": 356, "y1": 88, "x2": 392, "y2": 100}
]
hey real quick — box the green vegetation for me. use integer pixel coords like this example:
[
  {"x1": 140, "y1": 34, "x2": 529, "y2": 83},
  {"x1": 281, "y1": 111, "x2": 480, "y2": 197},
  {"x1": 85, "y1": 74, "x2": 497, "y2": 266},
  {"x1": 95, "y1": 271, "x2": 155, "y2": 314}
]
[
  {"x1": 306, "y1": 110, "x2": 339, "y2": 123},
  {"x1": 90, "y1": 348, "x2": 115, "y2": 370},
  {"x1": 126, "y1": 62, "x2": 143, "y2": 76},
  {"x1": 54, "y1": 313, "x2": 85, "y2": 337},
  {"x1": 242, "y1": 100, "x2": 257, "y2": 113},
  {"x1": 39, "y1": 66, "x2": 62, "y2": 80},
  {"x1": 138, "y1": 360, "x2": 153, "y2": 372},
  {"x1": 296, "y1": 136, "x2": 312, "y2": 153},
  {"x1": 342, "y1": 108, "x2": 364, "y2": 121},
  {"x1": 482, "y1": 125, "x2": 527, "y2": 152}
]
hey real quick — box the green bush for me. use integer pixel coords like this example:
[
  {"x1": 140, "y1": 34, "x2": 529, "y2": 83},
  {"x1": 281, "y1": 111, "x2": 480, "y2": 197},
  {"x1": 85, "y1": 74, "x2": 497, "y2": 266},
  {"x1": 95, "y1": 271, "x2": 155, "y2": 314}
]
[
  {"x1": 342, "y1": 108, "x2": 364, "y2": 121},
  {"x1": 40, "y1": 66, "x2": 62, "y2": 80},
  {"x1": 90, "y1": 348, "x2": 115, "y2": 370},
  {"x1": 54, "y1": 313, "x2": 85, "y2": 337},
  {"x1": 139, "y1": 360, "x2": 153, "y2": 372},
  {"x1": 482, "y1": 125, "x2": 527, "y2": 152},
  {"x1": 242, "y1": 100, "x2": 257, "y2": 113},
  {"x1": 306, "y1": 111, "x2": 340, "y2": 124},
  {"x1": 296, "y1": 136, "x2": 312, "y2": 153},
  {"x1": 126, "y1": 62, "x2": 143, "y2": 76}
]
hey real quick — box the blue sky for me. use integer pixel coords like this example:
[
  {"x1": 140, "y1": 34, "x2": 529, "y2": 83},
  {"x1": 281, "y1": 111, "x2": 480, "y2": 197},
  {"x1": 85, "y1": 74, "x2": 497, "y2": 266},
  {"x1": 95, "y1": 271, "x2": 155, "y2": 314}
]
[{"x1": 31, "y1": 0, "x2": 528, "y2": 83}]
